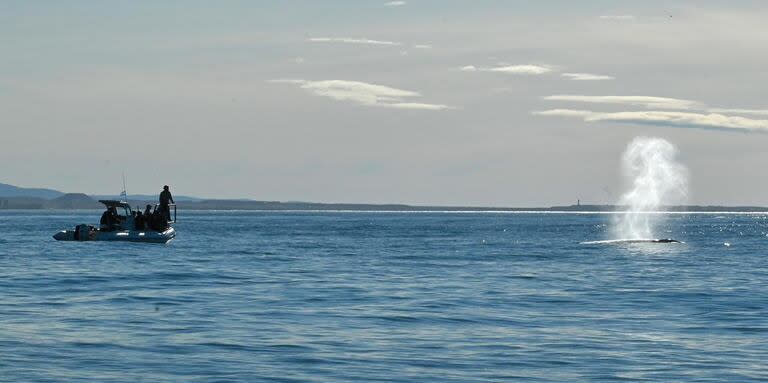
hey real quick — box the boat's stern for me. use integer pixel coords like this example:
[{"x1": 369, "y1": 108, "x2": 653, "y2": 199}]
[
  {"x1": 53, "y1": 224, "x2": 99, "y2": 241},
  {"x1": 130, "y1": 227, "x2": 176, "y2": 243},
  {"x1": 157, "y1": 227, "x2": 176, "y2": 243},
  {"x1": 52, "y1": 230, "x2": 73, "y2": 241}
]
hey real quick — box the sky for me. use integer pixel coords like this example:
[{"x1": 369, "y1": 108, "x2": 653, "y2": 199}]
[{"x1": 3, "y1": 0, "x2": 768, "y2": 206}]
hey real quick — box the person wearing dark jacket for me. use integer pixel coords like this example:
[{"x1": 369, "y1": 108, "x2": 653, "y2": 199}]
[
  {"x1": 99, "y1": 207, "x2": 119, "y2": 231},
  {"x1": 151, "y1": 209, "x2": 168, "y2": 231},
  {"x1": 135, "y1": 211, "x2": 145, "y2": 230},
  {"x1": 100, "y1": 210, "x2": 111, "y2": 230},
  {"x1": 159, "y1": 185, "x2": 174, "y2": 221}
]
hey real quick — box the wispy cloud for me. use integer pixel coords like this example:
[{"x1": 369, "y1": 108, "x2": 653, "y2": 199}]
[
  {"x1": 308, "y1": 37, "x2": 401, "y2": 46},
  {"x1": 561, "y1": 73, "x2": 615, "y2": 81},
  {"x1": 543, "y1": 95, "x2": 700, "y2": 109},
  {"x1": 534, "y1": 109, "x2": 595, "y2": 118},
  {"x1": 707, "y1": 108, "x2": 768, "y2": 116},
  {"x1": 534, "y1": 109, "x2": 768, "y2": 132},
  {"x1": 462, "y1": 64, "x2": 553, "y2": 75},
  {"x1": 382, "y1": 102, "x2": 448, "y2": 110},
  {"x1": 491, "y1": 65, "x2": 553, "y2": 74},
  {"x1": 599, "y1": 15, "x2": 635, "y2": 20},
  {"x1": 384, "y1": 1, "x2": 406, "y2": 6},
  {"x1": 270, "y1": 79, "x2": 450, "y2": 110}
]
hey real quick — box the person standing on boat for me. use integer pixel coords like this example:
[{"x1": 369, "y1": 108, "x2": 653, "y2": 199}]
[{"x1": 159, "y1": 185, "x2": 174, "y2": 221}]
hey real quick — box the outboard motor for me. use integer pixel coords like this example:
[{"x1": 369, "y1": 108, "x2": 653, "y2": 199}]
[{"x1": 75, "y1": 224, "x2": 90, "y2": 241}]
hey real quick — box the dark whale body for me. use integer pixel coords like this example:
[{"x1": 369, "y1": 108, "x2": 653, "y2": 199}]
[
  {"x1": 581, "y1": 238, "x2": 684, "y2": 245},
  {"x1": 628, "y1": 238, "x2": 682, "y2": 244}
]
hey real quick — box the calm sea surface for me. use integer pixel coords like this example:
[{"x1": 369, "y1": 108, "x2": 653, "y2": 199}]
[{"x1": 1, "y1": 211, "x2": 767, "y2": 382}]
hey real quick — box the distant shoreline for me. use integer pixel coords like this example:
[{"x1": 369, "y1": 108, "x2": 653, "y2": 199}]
[
  {"x1": 4, "y1": 209, "x2": 768, "y2": 214},
  {"x1": 1, "y1": 197, "x2": 767, "y2": 213},
  {"x1": 2, "y1": 183, "x2": 767, "y2": 212}
]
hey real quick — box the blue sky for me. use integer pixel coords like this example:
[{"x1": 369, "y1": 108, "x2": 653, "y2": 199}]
[{"x1": 3, "y1": 1, "x2": 768, "y2": 205}]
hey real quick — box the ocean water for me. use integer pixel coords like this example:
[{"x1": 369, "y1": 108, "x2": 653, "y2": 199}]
[{"x1": 1, "y1": 210, "x2": 767, "y2": 382}]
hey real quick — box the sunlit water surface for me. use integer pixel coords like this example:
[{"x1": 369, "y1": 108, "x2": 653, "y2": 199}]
[{"x1": 1, "y1": 211, "x2": 767, "y2": 382}]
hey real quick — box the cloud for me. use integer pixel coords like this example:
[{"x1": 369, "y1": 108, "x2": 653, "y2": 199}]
[
  {"x1": 308, "y1": 37, "x2": 432, "y2": 50},
  {"x1": 534, "y1": 109, "x2": 595, "y2": 118},
  {"x1": 384, "y1": 1, "x2": 406, "y2": 6},
  {"x1": 489, "y1": 65, "x2": 553, "y2": 75},
  {"x1": 308, "y1": 37, "x2": 401, "y2": 46},
  {"x1": 462, "y1": 64, "x2": 553, "y2": 75},
  {"x1": 538, "y1": 95, "x2": 768, "y2": 132},
  {"x1": 543, "y1": 95, "x2": 700, "y2": 109},
  {"x1": 707, "y1": 108, "x2": 768, "y2": 116},
  {"x1": 382, "y1": 103, "x2": 448, "y2": 110},
  {"x1": 599, "y1": 15, "x2": 635, "y2": 20},
  {"x1": 270, "y1": 79, "x2": 450, "y2": 110},
  {"x1": 533, "y1": 109, "x2": 768, "y2": 132},
  {"x1": 561, "y1": 73, "x2": 615, "y2": 81}
]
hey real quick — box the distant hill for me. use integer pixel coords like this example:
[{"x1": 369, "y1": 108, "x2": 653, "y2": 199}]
[
  {"x1": 45, "y1": 193, "x2": 102, "y2": 209},
  {"x1": 0, "y1": 182, "x2": 201, "y2": 202},
  {"x1": 187, "y1": 200, "x2": 414, "y2": 211},
  {"x1": 2, "y1": 182, "x2": 768, "y2": 212},
  {"x1": 90, "y1": 194, "x2": 202, "y2": 202},
  {"x1": 0, "y1": 197, "x2": 47, "y2": 209},
  {"x1": 0, "y1": 182, "x2": 64, "y2": 199}
]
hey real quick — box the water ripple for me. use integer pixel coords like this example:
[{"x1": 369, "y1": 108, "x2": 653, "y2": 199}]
[{"x1": 1, "y1": 211, "x2": 767, "y2": 382}]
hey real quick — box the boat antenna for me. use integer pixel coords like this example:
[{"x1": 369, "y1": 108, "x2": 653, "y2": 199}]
[{"x1": 121, "y1": 171, "x2": 128, "y2": 203}]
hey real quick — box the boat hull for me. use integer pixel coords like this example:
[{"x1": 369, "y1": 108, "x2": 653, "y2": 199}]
[{"x1": 53, "y1": 227, "x2": 176, "y2": 244}]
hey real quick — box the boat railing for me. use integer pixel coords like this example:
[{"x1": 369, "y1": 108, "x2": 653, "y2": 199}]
[
  {"x1": 168, "y1": 203, "x2": 177, "y2": 223},
  {"x1": 155, "y1": 203, "x2": 177, "y2": 224}
]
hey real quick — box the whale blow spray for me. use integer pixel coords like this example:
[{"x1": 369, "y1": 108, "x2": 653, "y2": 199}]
[{"x1": 614, "y1": 137, "x2": 688, "y2": 239}]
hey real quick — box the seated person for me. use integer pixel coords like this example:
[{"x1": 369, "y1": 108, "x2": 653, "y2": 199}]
[
  {"x1": 99, "y1": 207, "x2": 119, "y2": 231},
  {"x1": 135, "y1": 211, "x2": 145, "y2": 230},
  {"x1": 151, "y1": 209, "x2": 168, "y2": 231}
]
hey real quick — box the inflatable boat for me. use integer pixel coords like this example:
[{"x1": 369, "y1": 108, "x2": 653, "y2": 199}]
[
  {"x1": 53, "y1": 200, "x2": 176, "y2": 244},
  {"x1": 53, "y1": 226, "x2": 176, "y2": 243}
]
